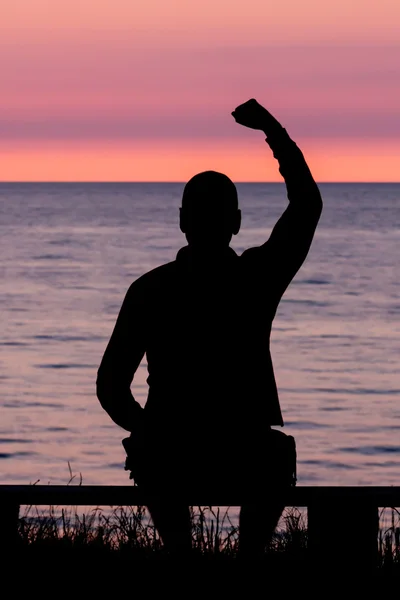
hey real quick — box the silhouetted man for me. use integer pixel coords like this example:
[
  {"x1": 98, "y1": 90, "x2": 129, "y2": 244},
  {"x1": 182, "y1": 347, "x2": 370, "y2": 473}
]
[{"x1": 96, "y1": 99, "x2": 323, "y2": 557}]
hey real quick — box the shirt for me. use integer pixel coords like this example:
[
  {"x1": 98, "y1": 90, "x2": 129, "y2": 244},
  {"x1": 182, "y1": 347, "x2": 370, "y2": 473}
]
[{"x1": 96, "y1": 128, "x2": 323, "y2": 443}]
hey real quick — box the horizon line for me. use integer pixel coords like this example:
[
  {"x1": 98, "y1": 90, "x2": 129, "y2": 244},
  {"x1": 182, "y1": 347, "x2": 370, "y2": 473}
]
[{"x1": 1, "y1": 180, "x2": 399, "y2": 185}]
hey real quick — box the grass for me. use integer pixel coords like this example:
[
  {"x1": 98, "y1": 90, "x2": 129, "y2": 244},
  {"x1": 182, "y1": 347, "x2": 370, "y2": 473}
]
[
  {"x1": 379, "y1": 507, "x2": 400, "y2": 573},
  {"x1": 15, "y1": 503, "x2": 399, "y2": 572},
  {"x1": 17, "y1": 504, "x2": 307, "y2": 560}
]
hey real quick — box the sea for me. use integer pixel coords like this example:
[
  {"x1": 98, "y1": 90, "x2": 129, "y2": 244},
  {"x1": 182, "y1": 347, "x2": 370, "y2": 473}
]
[{"x1": 0, "y1": 182, "x2": 399, "y2": 489}]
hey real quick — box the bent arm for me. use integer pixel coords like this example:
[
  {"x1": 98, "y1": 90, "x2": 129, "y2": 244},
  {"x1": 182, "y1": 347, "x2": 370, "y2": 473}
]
[
  {"x1": 96, "y1": 282, "x2": 146, "y2": 433},
  {"x1": 260, "y1": 126, "x2": 323, "y2": 301}
]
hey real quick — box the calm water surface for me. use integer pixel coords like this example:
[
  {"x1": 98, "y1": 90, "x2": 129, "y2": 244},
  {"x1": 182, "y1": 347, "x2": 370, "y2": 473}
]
[{"x1": 1, "y1": 182, "x2": 399, "y2": 487}]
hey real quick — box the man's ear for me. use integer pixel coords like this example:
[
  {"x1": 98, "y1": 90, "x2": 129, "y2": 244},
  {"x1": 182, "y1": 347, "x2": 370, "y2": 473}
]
[
  {"x1": 232, "y1": 209, "x2": 241, "y2": 235},
  {"x1": 179, "y1": 207, "x2": 186, "y2": 233}
]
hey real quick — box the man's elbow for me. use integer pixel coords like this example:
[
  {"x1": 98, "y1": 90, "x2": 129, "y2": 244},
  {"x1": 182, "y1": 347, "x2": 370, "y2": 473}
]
[
  {"x1": 309, "y1": 186, "x2": 323, "y2": 218},
  {"x1": 292, "y1": 190, "x2": 323, "y2": 222},
  {"x1": 96, "y1": 370, "x2": 129, "y2": 412},
  {"x1": 315, "y1": 194, "x2": 323, "y2": 216},
  {"x1": 96, "y1": 369, "x2": 112, "y2": 412}
]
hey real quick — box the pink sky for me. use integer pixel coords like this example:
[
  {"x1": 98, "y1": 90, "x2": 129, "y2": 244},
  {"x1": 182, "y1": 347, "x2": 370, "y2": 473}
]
[{"x1": 1, "y1": 0, "x2": 400, "y2": 181}]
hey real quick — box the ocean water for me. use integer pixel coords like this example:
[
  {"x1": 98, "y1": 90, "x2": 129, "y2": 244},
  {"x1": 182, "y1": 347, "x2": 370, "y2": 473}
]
[{"x1": 0, "y1": 182, "x2": 399, "y2": 487}]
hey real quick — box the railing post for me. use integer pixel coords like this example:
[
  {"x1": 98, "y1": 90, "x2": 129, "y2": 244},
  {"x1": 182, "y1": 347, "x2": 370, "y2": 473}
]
[
  {"x1": 308, "y1": 498, "x2": 379, "y2": 571},
  {"x1": 1, "y1": 502, "x2": 20, "y2": 549}
]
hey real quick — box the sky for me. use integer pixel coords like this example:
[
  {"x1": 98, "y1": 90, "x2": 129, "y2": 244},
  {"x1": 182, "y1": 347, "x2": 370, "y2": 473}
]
[{"x1": 1, "y1": 0, "x2": 400, "y2": 181}]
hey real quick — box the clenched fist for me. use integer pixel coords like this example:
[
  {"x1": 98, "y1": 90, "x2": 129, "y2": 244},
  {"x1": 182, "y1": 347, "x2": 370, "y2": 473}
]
[{"x1": 231, "y1": 99, "x2": 282, "y2": 133}]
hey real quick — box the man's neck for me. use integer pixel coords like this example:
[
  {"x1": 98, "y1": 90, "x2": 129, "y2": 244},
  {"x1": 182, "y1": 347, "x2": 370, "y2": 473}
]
[{"x1": 176, "y1": 244, "x2": 238, "y2": 266}]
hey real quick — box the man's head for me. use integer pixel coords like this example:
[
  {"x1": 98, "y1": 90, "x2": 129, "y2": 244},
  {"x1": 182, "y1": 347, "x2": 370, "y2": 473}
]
[{"x1": 180, "y1": 171, "x2": 241, "y2": 249}]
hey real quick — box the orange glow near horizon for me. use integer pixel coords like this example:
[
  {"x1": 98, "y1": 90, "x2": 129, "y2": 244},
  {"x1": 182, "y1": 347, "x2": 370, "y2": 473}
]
[
  {"x1": 2, "y1": 139, "x2": 399, "y2": 182},
  {"x1": 1, "y1": 0, "x2": 400, "y2": 181}
]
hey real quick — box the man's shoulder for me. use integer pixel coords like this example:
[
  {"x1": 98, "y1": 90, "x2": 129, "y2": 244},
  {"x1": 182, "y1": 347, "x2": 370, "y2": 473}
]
[
  {"x1": 127, "y1": 260, "x2": 178, "y2": 294},
  {"x1": 141, "y1": 260, "x2": 178, "y2": 280}
]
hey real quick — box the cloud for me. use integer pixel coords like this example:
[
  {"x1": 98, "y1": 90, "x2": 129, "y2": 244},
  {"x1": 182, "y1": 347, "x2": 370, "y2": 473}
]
[{"x1": 1, "y1": 44, "x2": 399, "y2": 146}]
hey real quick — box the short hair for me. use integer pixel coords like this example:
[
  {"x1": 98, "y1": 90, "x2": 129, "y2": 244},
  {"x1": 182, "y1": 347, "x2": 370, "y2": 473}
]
[{"x1": 182, "y1": 171, "x2": 238, "y2": 212}]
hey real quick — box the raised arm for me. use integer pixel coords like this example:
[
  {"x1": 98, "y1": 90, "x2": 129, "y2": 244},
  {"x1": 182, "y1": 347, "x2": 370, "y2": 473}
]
[
  {"x1": 232, "y1": 99, "x2": 323, "y2": 301},
  {"x1": 96, "y1": 281, "x2": 146, "y2": 433}
]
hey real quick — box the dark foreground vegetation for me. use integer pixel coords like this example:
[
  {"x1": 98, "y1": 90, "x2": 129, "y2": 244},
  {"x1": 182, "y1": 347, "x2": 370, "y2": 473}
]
[{"x1": 13, "y1": 503, "x2": 399, "y2": 575}]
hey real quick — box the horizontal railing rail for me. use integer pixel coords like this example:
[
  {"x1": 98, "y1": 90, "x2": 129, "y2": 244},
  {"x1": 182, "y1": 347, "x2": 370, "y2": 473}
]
[{"x1": 1, "y1": 484, "x2": 400, "y2": 507}]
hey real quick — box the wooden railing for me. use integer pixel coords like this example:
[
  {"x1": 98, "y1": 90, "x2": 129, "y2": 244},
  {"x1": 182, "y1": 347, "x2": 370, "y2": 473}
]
[{"x1": 1, "y1": 485, "x2": 399, "y2": 567}]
